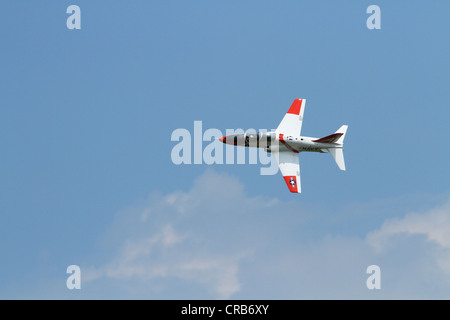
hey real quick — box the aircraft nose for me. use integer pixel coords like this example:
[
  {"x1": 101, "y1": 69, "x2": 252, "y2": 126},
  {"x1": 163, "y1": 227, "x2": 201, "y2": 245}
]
[{"x1": 219, "y1": 136, "x2": 226, "y2": 143}]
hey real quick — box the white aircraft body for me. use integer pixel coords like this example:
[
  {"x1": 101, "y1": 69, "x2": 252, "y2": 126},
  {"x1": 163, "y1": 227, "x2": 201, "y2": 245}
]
[{"x1": 219, "y1": 99, "x2": 348, "y2": 193}]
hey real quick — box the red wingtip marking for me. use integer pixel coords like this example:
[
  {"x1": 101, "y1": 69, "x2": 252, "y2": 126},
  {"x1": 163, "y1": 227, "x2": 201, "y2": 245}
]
[
  {"x1": 287, "y1": 99, "x2": 302, "y2": 115},
  {"x1": 284, "y1": 176, "x2": 298, "y2": 193}
]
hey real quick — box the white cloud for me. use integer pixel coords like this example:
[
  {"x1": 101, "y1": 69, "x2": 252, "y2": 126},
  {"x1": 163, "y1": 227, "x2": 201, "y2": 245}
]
[
  {"x1": 367, "y1": 200, "x2": 450, "y2": 252},
  {"x1": 81, "y1": 170, "x2": 450, "y2": 299},
  {"x1": 366, "y1": 199, "x2": 450, "y2": 285},
  {"x1": 95, "y1": 221, "x2": 244, "y2": 298},
  {"x1": 85, "y1": 169, "x2": 301, "y2": 299}
]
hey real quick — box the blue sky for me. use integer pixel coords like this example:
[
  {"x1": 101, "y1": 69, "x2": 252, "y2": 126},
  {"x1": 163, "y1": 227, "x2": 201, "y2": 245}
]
[{"x1": 0, "y1": 1, "x2": 449, "y2": 299}]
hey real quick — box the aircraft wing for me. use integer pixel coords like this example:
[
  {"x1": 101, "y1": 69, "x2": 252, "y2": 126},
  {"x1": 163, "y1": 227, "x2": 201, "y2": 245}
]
[
  {"x1": 276, "y1": 99, "x2": 306, "y2": 136},
  {"x1": 274, "y1": 151, "x2": 301, "y2": 193}
]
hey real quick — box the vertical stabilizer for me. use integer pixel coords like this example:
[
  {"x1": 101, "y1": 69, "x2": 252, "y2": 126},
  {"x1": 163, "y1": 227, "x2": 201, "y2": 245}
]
[{"x1": 334, "y1": 125, "x2": 348, "y2": 144}]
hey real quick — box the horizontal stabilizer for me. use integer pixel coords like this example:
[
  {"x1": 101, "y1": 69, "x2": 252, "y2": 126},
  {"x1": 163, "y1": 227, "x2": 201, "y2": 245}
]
[{"x1": 328, "y1": 148, "x2": 345, "y2": 171}]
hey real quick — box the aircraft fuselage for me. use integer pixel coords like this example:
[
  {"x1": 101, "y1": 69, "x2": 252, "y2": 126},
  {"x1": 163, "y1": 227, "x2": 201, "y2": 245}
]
[{"x1": 220, "y1": 132, "x2": 342, "y2": 154}]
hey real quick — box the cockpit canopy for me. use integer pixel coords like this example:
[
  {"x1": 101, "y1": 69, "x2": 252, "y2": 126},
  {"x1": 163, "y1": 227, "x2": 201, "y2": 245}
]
[{"x1": 223, "y1": 131, "x2": 275, "y2": 147}]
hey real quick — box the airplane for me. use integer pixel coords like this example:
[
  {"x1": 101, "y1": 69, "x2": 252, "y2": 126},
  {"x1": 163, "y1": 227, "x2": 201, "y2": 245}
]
[{"x1": 219, "y1": 99, "x2": 348, "y2": 193}]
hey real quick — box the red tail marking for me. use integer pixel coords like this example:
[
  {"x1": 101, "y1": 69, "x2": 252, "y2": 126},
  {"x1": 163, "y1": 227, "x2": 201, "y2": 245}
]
[{"x1": 287, "y1": 99, "x2": 302, "y2": 115}]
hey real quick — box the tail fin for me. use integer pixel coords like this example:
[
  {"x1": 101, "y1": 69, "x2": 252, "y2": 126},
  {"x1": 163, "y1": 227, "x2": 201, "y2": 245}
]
[
  {"x1": 329, "y1": 125, "x2": 348, "y2": 170},
  {"x1": 334, "y1": 125, "x2": 348, "y2": 145},
  {"x1": 312, "y1": 125, "x2": 348, "y2": 144}
]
